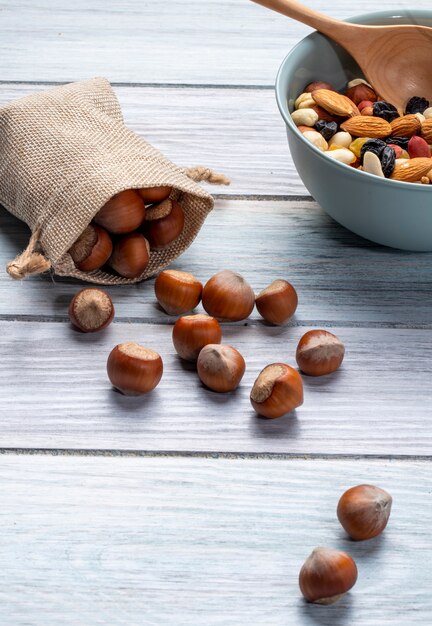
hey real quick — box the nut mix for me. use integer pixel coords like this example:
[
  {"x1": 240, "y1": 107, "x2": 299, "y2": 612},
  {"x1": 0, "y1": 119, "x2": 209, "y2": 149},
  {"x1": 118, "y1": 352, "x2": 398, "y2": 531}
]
[{"x1": 291, "y1": 78, "x2": 432, "y2": 184}]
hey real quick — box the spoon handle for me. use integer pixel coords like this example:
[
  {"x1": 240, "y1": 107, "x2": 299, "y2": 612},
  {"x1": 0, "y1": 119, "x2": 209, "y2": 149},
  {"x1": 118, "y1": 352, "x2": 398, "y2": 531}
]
[{"x1": 251, "y1": 0, "x2": 356, "y2": 44}]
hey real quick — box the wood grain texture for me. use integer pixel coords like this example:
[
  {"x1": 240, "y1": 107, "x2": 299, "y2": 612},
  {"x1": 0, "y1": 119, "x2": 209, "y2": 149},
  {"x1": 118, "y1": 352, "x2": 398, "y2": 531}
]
[
  {"x1": 0, "y1": 82, "x2": 296, "y2": 195},
  {"x1": 0, "y1": 0, "x2": 429, "y2": 84},
  {"x1": 1, "y1": 320, "x2": 431, "y2": 454},
  {"x1": 1, "y1": 200, "x2": 431, "y2": 325},
  {"x1": 0, "y1": 454, "x2": 429, "y2": 625}
]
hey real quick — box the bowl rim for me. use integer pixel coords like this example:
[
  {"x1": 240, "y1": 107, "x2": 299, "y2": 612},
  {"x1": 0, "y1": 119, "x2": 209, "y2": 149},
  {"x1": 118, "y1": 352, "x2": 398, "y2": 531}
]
[{"x1": 275, "y1": 9, "x2": 432, "y2": 191}]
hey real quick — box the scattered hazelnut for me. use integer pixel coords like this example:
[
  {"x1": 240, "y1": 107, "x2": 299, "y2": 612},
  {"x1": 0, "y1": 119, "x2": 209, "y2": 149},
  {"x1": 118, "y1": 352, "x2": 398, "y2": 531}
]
[
  {"x1": 144, "y1": 199, "x2": 185, "y2": 248},
  {"x1": 68, "y1": 224, "x2": 113, "y2": 272},
  {"x1": 299, "y1": 547, "x2": 358, "y2": 605},
  {"x1": 155, "y1": 269, "x2": 202, "y2": 315},
  {"x1": 337, "y1": 484, "x2": 393, "y2": 541},
  {"x1": 304, "y1": 81, "x2": 334, "y2": 93},
  {"x1": 346, "y1": 83, "x2": 377, "y2": 105},
  {"x1": 250, "y1": 363, "x2": 303, "y2": 418},
  {"x1": 197, "y1": 344, "x2": 246, "y2": 392},
  {"x1": 255, "y1": 279, "x2": 298, "y2": 325},
  {"x1": 68, "y1": 288, "x2": 114, "y2": 333},
  {"x1": 172, "y1": 314, "x2": 222, "y2": 361},
  {"x1": 202, "y1": 270, "x2": 255, "y2": 322},
  {"x1": 296, "y1": 329, "x2": 345, "y2": 376},
  {"x1": 107, "y1": 342, "x2": 163, "y2": 395},
  {"x1": 138, "y1": 186, "x2": 172, "y2": 204},
  {"x1": 94, "y1": 189, "x2": 146, "y2": 234},
  {"x1": 108, "y1": 232, "x2": 150, "y2": 279}
]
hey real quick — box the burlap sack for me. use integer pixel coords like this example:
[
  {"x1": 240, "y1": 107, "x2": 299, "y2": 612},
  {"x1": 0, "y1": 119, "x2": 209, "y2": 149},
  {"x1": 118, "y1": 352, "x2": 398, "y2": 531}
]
[{"x1": 1, "y1": 77, "x2": 229, "y2": 284}]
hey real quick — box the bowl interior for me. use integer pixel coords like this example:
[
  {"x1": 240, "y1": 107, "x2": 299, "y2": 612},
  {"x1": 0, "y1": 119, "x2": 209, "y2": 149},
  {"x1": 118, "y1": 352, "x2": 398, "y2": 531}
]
[{"x1": 277, "y1": 11, "x2": 432, "y2": 124}]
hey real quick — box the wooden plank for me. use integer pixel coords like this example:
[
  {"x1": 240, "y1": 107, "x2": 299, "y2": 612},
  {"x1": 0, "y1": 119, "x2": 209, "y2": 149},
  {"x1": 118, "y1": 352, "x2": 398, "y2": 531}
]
[
  {"x1": 0, "y1": 0, "x2": 429, "y2": 84},
  {"x1": 0, "y1": 82, "x2": 296, "y2": 196},
  {"x1": 0, "y1": 454, "x2": 429, "y2": 625},
  {"x1": 1, "y1": 320, "x2": 431, "y2": 454},
  {"x1": 1, "y1": 200, "x2": 431, "y2": 325}
]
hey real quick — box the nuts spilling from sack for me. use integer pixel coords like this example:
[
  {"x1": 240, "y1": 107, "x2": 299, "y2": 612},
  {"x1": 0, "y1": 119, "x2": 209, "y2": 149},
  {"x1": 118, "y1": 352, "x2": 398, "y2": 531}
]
[
  {"x1": 68, "y1": 186, "x2": 185, "y2": 278},
  {"x1": 291, "y1": 78, "x2": 432, "y2": 184}
]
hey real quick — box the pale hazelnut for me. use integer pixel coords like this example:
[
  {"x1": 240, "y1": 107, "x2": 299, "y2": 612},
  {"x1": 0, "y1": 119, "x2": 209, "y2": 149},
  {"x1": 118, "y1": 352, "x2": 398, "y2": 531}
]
[
  {"x1": 296, "y1": 330, "x2": 345, "y2": 376},
  {"x1": 197, "y1": 344, "x2": 246, "y2": 392}
]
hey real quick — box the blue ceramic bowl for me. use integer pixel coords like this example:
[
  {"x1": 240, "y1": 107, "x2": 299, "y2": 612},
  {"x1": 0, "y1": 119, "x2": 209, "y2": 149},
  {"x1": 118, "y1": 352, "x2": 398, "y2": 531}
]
[{"x1": 276, "y1": 10, "x2": 432, "y2": 251}]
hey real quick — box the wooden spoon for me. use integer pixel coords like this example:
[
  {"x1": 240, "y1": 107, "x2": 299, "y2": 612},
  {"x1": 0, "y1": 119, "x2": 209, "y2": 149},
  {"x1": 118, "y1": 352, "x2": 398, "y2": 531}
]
[{"x1": 252, "y1": 0, "x2": 432, "y2": 109}]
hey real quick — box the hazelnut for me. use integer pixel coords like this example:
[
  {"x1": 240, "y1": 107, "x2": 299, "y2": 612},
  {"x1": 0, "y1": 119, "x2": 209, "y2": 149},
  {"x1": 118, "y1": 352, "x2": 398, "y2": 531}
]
[
  {"x1": 202, "y1": 270, "x2": 255, "y2": 322},
  {"x1": 197, "y1": 344, "x2": 246, "y2": 392},
  {"x1": 155, "y1": 269, "x2": 202, "y2": 315},
  {"x1": 337, "y1": 484, "x2": 393, "y2": 541},
  {"x1": 299, "y1": 547, "x2": 358, "y2": 605},
  {"x1": 144, "y1": 199, "x2": 184, "y2": 249},
  {"x1": 68, "y1": 288, "x2": 114, "y2": 333},
  {"x1": 250, "y1": 363, "x2": 303, "y2": 418},
  {"x1": 304, "y1": 81, "x2": 334, "y2": 93},
  {"x1": 346, "y1": 83, "x2": 377, "y2": 105},
  {"x1": 68, "y1": 224, "x2": 113, "y2": 272},
  {"x1": 107, "y1": 342, "x2": 163, "y2": 395},
  {"x1": 310, "y1": 105, "x2": 342, "y2": 124},
  {"x1": 255, "y1": 279, "x2": 298, "y2": 325},
  {"x1": 94, "y1": 190, "x2": 146, "y2": 234},
  {"x1": 172, "y1": 314, "x2": 222, "y2": 361},
  {"x1": 296, "y1": 330, "x2": 345, "y2": 376},
  {"x1": 108, "y1": 232, "x2": 150, "y2": 279},
  {"x1": 138, "y1": 186, "x2": 172, "y2": 204}
]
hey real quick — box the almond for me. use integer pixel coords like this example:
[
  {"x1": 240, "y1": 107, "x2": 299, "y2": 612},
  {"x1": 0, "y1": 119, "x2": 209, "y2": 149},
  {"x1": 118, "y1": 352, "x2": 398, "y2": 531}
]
[
  {"x1": 421, "y1": 119, "x2": 432, "y2": 144},
  {"x1": 390, "y1": 114, "x2": 421, "y2": 137},
  {"x1": 390, "y1": 157, "x2": 432, "y2": 182},
  {"x1": 312, "y1": 89, "x2": 360, "y2": 118},
  {"x1": 340, "y1": 116, "x2": 391, "y2": 138}
]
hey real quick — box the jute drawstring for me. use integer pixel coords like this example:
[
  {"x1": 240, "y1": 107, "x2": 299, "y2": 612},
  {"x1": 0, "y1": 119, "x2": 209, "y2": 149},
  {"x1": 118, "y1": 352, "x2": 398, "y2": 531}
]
[
  {"x1": 6, "y1": 227, "x2": 51, "y2": 280},
  {"x1": 185, "y1": 167, "x2": 230, "y2": 186}
]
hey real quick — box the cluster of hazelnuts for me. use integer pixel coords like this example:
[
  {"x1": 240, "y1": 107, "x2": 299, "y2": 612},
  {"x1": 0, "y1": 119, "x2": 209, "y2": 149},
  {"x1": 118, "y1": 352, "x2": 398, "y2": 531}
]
[
  {"x1": 68, "y1": 268, "x2": 345, "y2": 417},
  {"x1": 68, "y1": 272, "x2": 392, "y2": 604},
  {"x1": 68, "y1": 186, "x2": 183, "y2": 278},
  {"x1": 300, "y1": 483, "x2": 392, "y2": 605}
]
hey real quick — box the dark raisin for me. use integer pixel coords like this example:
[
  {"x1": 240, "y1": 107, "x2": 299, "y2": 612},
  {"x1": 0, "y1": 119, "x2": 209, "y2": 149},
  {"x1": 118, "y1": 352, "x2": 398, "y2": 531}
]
[
  {"x1": 380, "y1": 145, "x2": 396, "y2": 177},
  {"x1": 360, "y1": 139, "x2": 387, "y2": 163},
  {"x1": 315, "y1": 120, "x2": 338, "y2": 141},
  {"x1": 385, "y1": 136, "x2": 409, "y2": 150},
  {"x1": 405, "y1": 96, "x2": 429, "y2": 115},
  {"x1": 373, "y1": 101, "x2": 399, "y2": 122}
]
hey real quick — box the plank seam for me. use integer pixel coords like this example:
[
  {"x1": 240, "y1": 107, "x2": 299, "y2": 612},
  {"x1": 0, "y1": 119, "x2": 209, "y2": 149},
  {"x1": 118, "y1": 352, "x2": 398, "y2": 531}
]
[
  {"x1": 0, "y1": 315, "x2": 429, "y2": 329},
  {"x1": 0, "y1": 80, "x2": 274, "y2": 90},
  {"x1": 0, "y1": 449, "x2": 430, "y2": 461}
]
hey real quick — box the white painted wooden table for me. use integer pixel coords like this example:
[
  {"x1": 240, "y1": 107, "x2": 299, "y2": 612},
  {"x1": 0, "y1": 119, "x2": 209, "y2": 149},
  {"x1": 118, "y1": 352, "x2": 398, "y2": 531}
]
[{"x1": 0, "y1": 2, "x2": 431, "y2": 624}]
